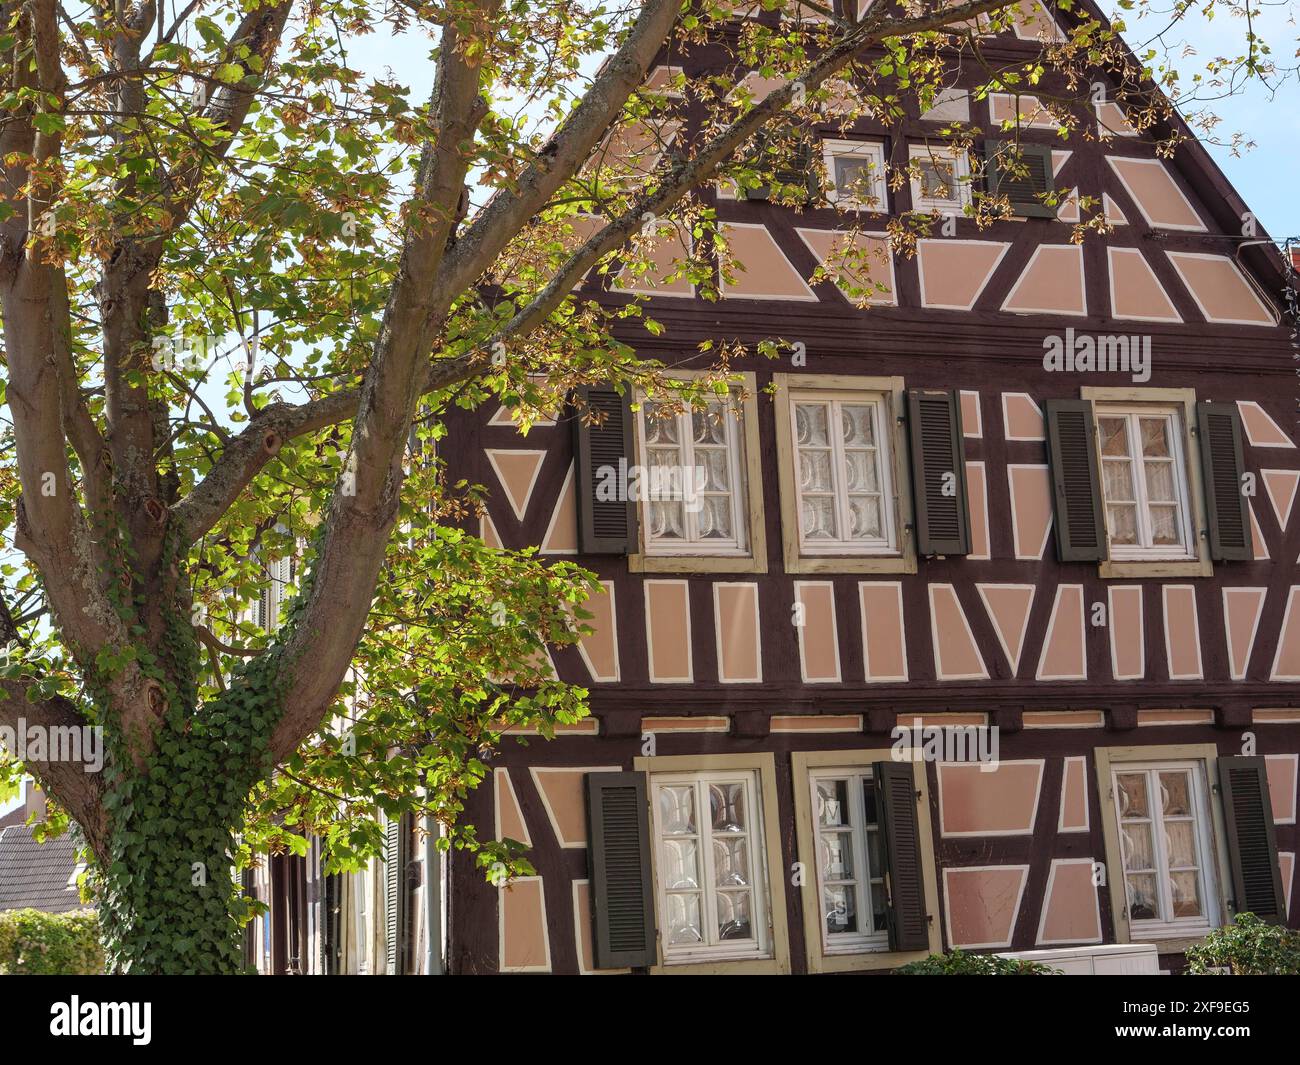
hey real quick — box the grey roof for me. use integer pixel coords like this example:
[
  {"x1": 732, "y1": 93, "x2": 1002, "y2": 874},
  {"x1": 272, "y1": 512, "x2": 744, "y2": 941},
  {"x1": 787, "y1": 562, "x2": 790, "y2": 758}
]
[{"x1": 0, "y1": 824, "x2": 88, "y2": 914}]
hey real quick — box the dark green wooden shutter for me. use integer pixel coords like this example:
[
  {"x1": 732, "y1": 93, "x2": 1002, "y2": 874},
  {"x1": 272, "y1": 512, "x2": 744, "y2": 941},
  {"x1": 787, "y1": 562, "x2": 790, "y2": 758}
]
[
  {"x1": 907, "y1": 389, "x2": 971, "y2": 556},
  {"x1": 1196, "y1": 401, "x2": 1251, "y2": 561},
  {"x1": 984, "y1": 140, "x2": 1056, "y2": 218},
  {"x1": 1045, "y1": 399, "x2": 1108, "y2": 562},
  {"x1": 572, "y1": 386, "x2": 638, "y2": 554},
  {"x1": 384, "y1": 814, "x2": 410, "y2": 974},
  {"x1": 1218, "y1": 756, "x2": 1286, "y2": 923},
  {"x1": 585, "y1": 771, "x2": 657, "y2": 968},
  {"x1": 872, "y1": 761, "x2": 931, "y2": 952}
]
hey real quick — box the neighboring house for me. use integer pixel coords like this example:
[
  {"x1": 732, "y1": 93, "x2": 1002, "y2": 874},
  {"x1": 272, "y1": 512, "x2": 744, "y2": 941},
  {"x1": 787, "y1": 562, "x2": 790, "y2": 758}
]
[
  {"x1": 0, "y1": 784, "x2": 87, "y2": 915},
  {"x1": 427, "y1": 1, "x2": 1300, "y2": 974}
]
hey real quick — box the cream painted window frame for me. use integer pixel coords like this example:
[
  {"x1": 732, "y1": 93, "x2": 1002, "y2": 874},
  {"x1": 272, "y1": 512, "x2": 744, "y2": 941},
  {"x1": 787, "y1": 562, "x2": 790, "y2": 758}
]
[
  {"x1": 1081, "y1": 387, "x2": 1213, "y2": 579},
  {"x1": 633, "y1": 752, "x2": 791, "y2": 975},
  {"x1": 908, "y1": 143, "x2": 972, "y2": 213},
  {"x1": 629, "y1": 371, "x2": 768, "y2": 574},
  {"x1": 792, "y1": 750, "x2": 942, "y2": 972},
  {"x1": 1094, "y1": 743, "x2": 1235, "y2": 954},
  {"x1": 821, "y1": 137, "x2": 889, "y2": 212},
  {"x1": 773, "y1": 374, "x2": 917, "y2": 574}
]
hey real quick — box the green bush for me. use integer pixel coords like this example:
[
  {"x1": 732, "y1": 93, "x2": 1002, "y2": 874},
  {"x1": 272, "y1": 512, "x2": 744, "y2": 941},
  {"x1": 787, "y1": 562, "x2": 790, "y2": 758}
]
[
  {"x1": 894, "y1": 949, "x2": 1059, "y2": 975},
  {"x1": 0, "y1": 909, "x2": 105, "y2": 975},
  {"x1": 1186, "y1": 913, "x2": 1300, "y2": 975}
]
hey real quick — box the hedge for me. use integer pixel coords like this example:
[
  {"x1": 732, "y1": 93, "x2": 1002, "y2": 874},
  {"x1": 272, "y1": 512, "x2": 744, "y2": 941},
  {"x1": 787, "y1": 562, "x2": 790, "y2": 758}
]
[{"x1": 0, "y1": 909, "x2": 105, "y2": 975}]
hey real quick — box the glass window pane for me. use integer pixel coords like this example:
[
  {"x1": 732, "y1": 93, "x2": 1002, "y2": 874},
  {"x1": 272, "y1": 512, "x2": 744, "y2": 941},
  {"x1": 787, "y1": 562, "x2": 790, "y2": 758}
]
[
  {"x1": 844, "y1": 450, "x2": 878, "y2": 493},
  {"x1": 799, "y1": 450, "x2": 834, "y2": 493},
  {"x1": 648, "y1": 501, "x2": 685, "y2": 540},
  {"x1": 1169, "y1": 871, "x2": 1203, "y2": 918},
  {"x1": 717, "y1": 890, "x2": 752, "y2": 940},
  {"x1": 818, "y1": 830, "x2": 855, "y2": 881},
  {"x1": 801, "y1": 496, "x2": 838, "y2": 541},
  {"x1": 643, "y1": 405, "x2": 679, "y2": 445},
  {"x1": 1107, "y1": 503, "x2": 1138, "y2": 545},
  {"x1": 1099, "y1": 417, "x2": 1130, "y2": 457},
  {"x1": 1139, "y1": 417, "x2": 1171, "y2": 457},
  {"x1": 666, "y1": 892, "x2": 703, "y2": 945},
  {"x1": 692, "y1": 406, "x2": 727, "y2": 445},
  {"x1": 1121, "y1": 822, "x2": 1155, "y2": 873},
  {"x1": 1143, "y1": 461, "x2": 1176, "y2": 502},
  {"x1": 1126, "y1": 873, "x2": 1159, "y2": 921},
  {"x1": 1103, "y1": 459, "x2": 1134, "y2": 501},
  {"x1": 795, "y1": 403, "x2": 830, "y2": 446},
  {"x1": 664, "y1": 839, "x2": 700, "y2": 889},
  {"x1": 841, "y1": 405, "x2": 875, "y2": 447},
  {"x1": 658, "y1": 785, "x2": 696, "y2": 834},
  {"x1": 1148, "y1": 505, "x2": 1180, "y2": 546},
  {"x1": 710, "y1": 782, "x2": 746, "y2": 833},
  {"x1": 1159, "y1": 772, "x2": 1191, "y2": 817},
  {"x1": 696, "y1": 496, "x2": 734, "y2": 540},
  {"x1": 824, "y1": 885, "x2": 856, "y2": 935},
  {"x1": 816, "y1": 779, "x2": 851, "y2": 827},
  {"x1": 848, "y1": 496, "x2": 882, "y2": 540},
  {"x1": 870, "y1": 882, "x2": 889, "y2": 933},
  {"x1": 1116, "y1": 773, "x2": 1150, "y2": 819},
  {"x1": 714, "y1": 837, "x2": 751, "y2": 888},
  {"x1": 1163, "y1": 821, "x2": 1197, "y2": 870}
]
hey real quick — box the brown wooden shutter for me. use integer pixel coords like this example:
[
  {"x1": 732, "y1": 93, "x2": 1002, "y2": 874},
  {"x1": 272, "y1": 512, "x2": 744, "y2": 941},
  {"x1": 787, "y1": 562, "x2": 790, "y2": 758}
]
[
  {"x1": 984, "y1": 140, "x2": 1056, "y2": 218},
  {"x1": 1045, "y1": 398, "x2": 1108, "y2": 562},
  {"x1": 572, "y1": 386, "x2": 638, "y2": 554},
  {"x1": 1218, "y1": 756, "x2": 1286, "y2": 923},
  {"x1": 907, "y1": 389, "x2": 971, "y2": 556},
  {"x1": 384, "y1": 813, "x2": 411, "y2": 974},
  {"x1": 1196, "y1": 401, "x2": 1251, "y2": 561},
  {"x1": 872, "y1": 761, "x2": 931, "y2": 952},
  {"x1": 585, "y1": 771, "x2": 657, "y2": 968}
]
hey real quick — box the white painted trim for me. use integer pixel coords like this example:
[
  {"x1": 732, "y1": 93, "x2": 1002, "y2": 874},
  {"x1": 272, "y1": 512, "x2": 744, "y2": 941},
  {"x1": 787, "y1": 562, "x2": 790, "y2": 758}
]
[
  {"x1": 927, "y1": 583, "x2": 990, "y2": 681},
  {"x1": 1058, "y1": 757, "x2": 1091, "y2": 833},
  {"x1": 712, "y1": 581, "x2": 763, "y2": 683},
  {"x1": 999, "y1": 243, "x2": 1088, "y2": 317},
  {"x1": 916, "y1": 238, "x2": 1011, "y2": 311},
  {"x1": 484, "y1": 449, "x2": 547, "y2": 521},
  {"x1": 645, "y1": 579, "x2": 694, "y2": 684},
  {"x1": 1164, "y1": 250, "x2": 1278, "y2": 326},
  {"x1": 1161, "y1": 584, "x2": 1204, "y2": 681},
  {"x1": 1105, "y1": 157, "x2": 1207, "y2": 232},
  {"x1": 1035, "y1": 858, "x2": 1104, "y2": 946},
  {"x1": 976, "y1": 583, "x2": 1036, "y2": 676},
  {"x1": 794, "y1": 580, "x2": 843, "y2": 684},
  {"x1": 1006, "y1": 463, "x2": 1053, "y2": 560},
  {"x1": 860, "y1": 581, "x2": 909, "y2": 683},
  {"x1": 942, "y1": 865, "x2": 1030, "y2": 950},
  {"x1": 1107, "y1": 585, "x2": 1146, "y2": 681},
  {"x1": 1001, "y1": 392, "x2": 1045, "y2": 441},
  {"x1": 497, "y1": 875, "x2": 552, "y2": 973},
  {"x1": 1036, "y1": 584, "x2": 1087, "y2": 681},
  {"x1": 937, "y1": 760, "x2": 1044, "y2": 837}
]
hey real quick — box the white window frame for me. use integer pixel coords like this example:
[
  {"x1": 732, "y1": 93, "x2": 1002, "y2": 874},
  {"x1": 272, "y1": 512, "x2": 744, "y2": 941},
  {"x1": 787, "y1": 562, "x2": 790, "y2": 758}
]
[
  {"x1": 908, "y1": 143, "x2": 972, "y2": 212},
  {"x1": 822, "y1": 138, "x2": 888, "y2": 212},
  {"x1": 635, "y1": 395, "x2": 750, "y2": 556},
  {"x1": 808, "y1": 768, "x2": 889, "y2": 955},
  {"x1": 1110, "y1": 760, "x2": 1220, "y2": 940},
  {"x1": 1095, "y1": 404, "x2": 1197, "y2": 562},
  {"x1": 649, "y1": 769, "x2": 772, "y2": 964},
  {"x1": 789, "y1": 390, "x2": 897, "y2": 555}
]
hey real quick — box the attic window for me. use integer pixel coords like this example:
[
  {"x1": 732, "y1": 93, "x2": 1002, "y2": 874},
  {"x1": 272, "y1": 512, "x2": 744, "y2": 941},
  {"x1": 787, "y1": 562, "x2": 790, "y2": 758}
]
[
  {"x1": 821, "y1": 139, "x2": 888, "y2": 211},
  {"x1": 984, "y1": 140, "x2": 1055, "y2": 218},
  {"x1": 907, "y1": 144, "x2": 971, "y2": 213}
]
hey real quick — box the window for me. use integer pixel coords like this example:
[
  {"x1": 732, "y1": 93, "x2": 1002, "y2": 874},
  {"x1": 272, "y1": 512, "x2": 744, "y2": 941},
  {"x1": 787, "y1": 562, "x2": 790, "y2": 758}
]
[
  {"x1": 637, "y1": 396, "x2": 749, "y2": 555},
  {"x1": 1096, "y1": 406, "x2": 1195, "y2": 560},
  {"x1": 908, "y1": 143, "x2": 971, "y2": 212},
  {"x1": 791, "y1": 392, "x2": 896, "y2": 554},
  {"x1": 650, "y1": 770, "x2": 770, "y2": 963},
  {"x1": 822, "y1": 138, "x2": 888, "y2": 211},
  {"x1": 1112, "y1": 761, "x2": 1219, "y2": 937},
  {"x1": 810, "y1": 769, "x2": 888, "y2": 953}
]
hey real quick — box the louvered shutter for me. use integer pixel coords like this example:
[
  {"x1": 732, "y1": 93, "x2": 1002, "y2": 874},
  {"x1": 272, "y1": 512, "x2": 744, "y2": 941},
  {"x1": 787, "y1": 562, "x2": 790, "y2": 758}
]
[
  {"x1": 383, "y1": 814, "x2": 410, "y2": 974},
  {"x1": 585, "y1": 772, "x2": 657, "y2": 968},
  {"x1": 1196, "y1": 402, "x2": 1251, "y2": 561},
  {"x1": 984, "y1": 140, "x2": 1055, "y2": 218},
  {"x1": 1045, "y1": 399, "x2": 1108, "y2": 561},
  {"x1": 572, "y1": 386, "x2": 638, "y2": 554},
  {"x1": 1218, "y1": 757, "x2": 1286, "y2": 923},
  {"x1": 872, "y1": 761, "x2": 930, "y2": 952},
  {"x1": 907, "y1": 389, "x2": 971, "y2": 555}
]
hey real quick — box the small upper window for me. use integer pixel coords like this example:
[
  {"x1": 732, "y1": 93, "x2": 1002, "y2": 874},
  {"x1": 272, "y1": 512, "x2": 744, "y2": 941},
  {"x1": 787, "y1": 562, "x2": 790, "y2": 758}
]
[
  {"x1": 1096, "y1": 406, "x2": 1195, "y2": 560},
  {"x1": 791, "y1": 391, "x2": 897, "y2": 554},
  {"x1": 637, "y1": 396, "x2": 749, "y2": 555},
  {"x1": 822, "y1": 138, "x2": 888, "y2": 212},
  {"x1": 908, "y1": 143, "x2": 971, "y2": 213}
]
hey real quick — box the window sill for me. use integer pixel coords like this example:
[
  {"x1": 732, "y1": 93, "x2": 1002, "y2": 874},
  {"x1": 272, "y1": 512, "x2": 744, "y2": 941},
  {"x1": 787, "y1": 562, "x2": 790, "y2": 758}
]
[
  {"x1": 1099, "y1": 558, "x2": 1212, "y2": 579},
  {"x1": 785, "y1": 553, "x2": 916, "y2": 575},
  {"x1": 630, "y1": 552, "x2": 767, "y2": 574},
  {"x1": 809, "y1": 945, "x2": 937, "y2": 973},
  {"x1": 652, "y1": 953, "x2": 788, "y2": 975}
]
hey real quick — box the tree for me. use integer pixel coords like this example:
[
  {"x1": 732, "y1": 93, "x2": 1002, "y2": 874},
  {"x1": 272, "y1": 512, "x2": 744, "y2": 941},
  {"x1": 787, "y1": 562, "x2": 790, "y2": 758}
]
[{"x1": 0, "y1": 0, "x2": 1287, "y2": 973}]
